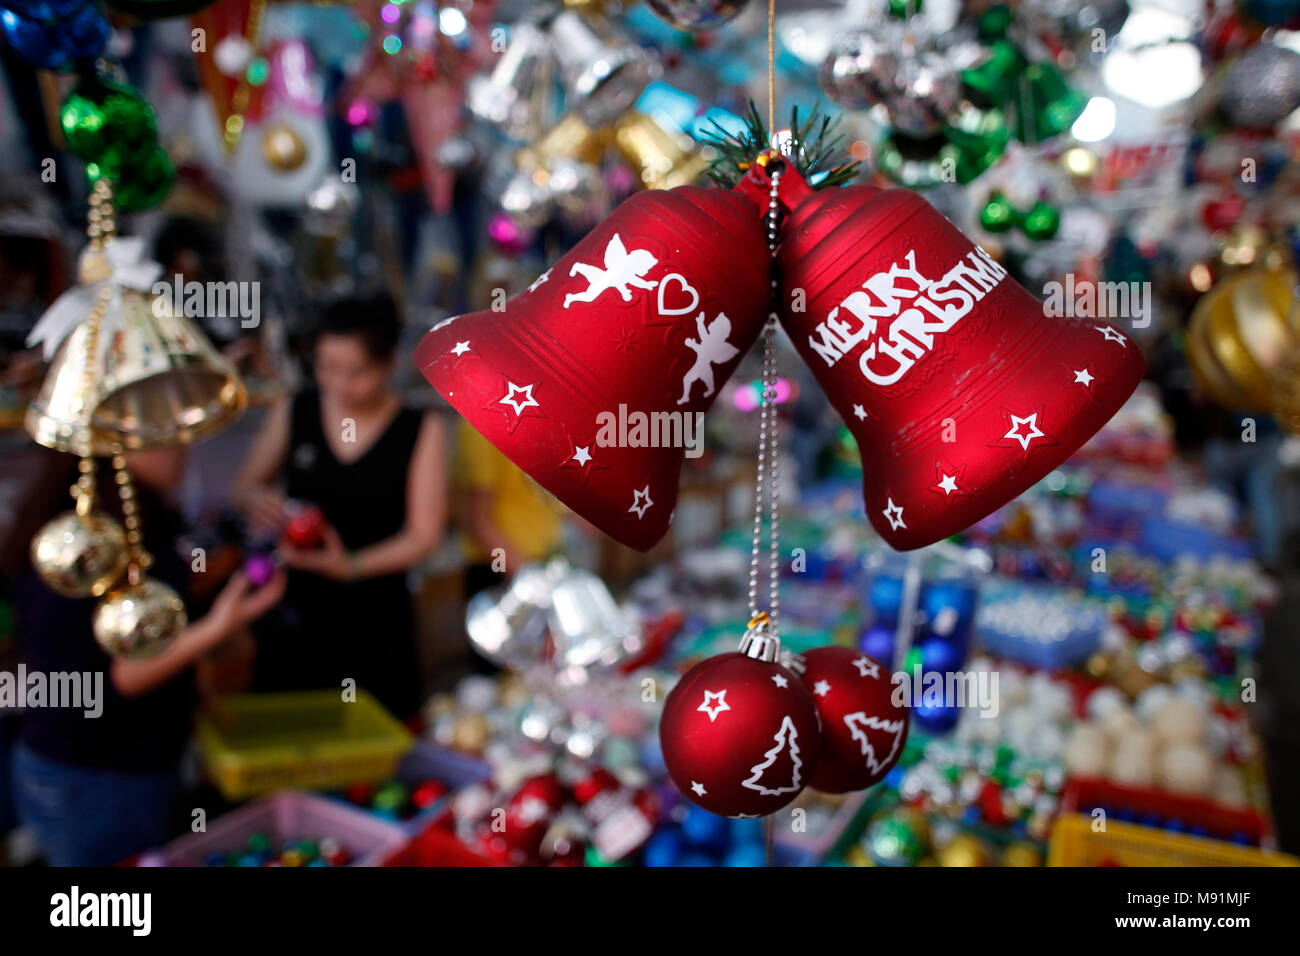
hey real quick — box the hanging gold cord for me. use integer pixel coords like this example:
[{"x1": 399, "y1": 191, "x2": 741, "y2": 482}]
[{"x1": 767, "y1": 0, "x2": 776, "y2": 144}]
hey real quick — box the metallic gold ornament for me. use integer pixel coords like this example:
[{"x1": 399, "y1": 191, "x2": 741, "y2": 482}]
[
  {"x1": 937, "y1": 833, "x2": 993, "y2": 867},
  {"x1": 1001, "y1": 841, "x2": 1043, "y2": 867},
  {"x1": 261, "y1": 121, "x2": 307, "y2": 171},
  {"x1": 93, "y1": 578, "x2": 188, "y2": 659},
  {"x1": 30, "y1": 511, "x2": 129, "y2": 598},
  {"x1": 613, "y1": 110, "x2": 708, "y2": 190}
]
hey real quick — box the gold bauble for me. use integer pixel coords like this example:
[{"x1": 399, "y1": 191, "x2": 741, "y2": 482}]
[
  {"x1": 1001, "y1": 842, "x2": 1043, "y2": 867},
  {"x1": 93, "y1": 579, "x2": 188, "y2": 659},
  {"x1": 261, "y1": 122, "x2": 308, "y2": 172},
  {"x1": 452, "y1": 712, "x2": 491, "y2": 753},
  {"x1": 30, "y1": 511, "x2": 129, "y2": 598},
  {"x1": 937, "y1": 834, "x2": 992, "y2": 867}
]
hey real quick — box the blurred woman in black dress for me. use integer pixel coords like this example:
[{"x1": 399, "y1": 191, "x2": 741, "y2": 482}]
[{"x1": 232, "y1": 295, "x2": 446, "y2": 719}]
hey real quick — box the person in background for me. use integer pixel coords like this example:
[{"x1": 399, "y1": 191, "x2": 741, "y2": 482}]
[
  {"x1": 232, "y1": 294, "x2": 446, "y2": 720},
  {"x1": 11, "y1": 447, "x2": 285, "y2": 866},
  {"x1": 456, "y1": 417, "x2": 564, "y2": 601}
]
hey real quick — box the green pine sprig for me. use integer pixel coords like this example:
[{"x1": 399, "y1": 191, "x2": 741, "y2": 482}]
[{"x1": 702, "y1": 101, "x2": 860, "y2": 190}]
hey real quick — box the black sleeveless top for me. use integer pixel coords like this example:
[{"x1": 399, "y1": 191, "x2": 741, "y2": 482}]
[{"x1": 251, "y1": 390, "x2": 424, "y2": 719}]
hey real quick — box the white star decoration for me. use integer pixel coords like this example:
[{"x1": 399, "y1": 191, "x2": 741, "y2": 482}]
[
  {"x1": 1004, "y1": 412, "x2": 1046, "y2": 451},
  {"x1": 691, "y1": 781, "x2": 707, "y2": 796},
  {"x1": 813, "y1": 679, "x2": 832, "y2": 697},
  {"x1": 499, "y1": 382, "x2": 539, "y2": 417},
  {"x1": 937, "y1": 473, "x2": 959, "y2": 496},
  {"x1": 1095, "y1": 325, "x2": 1127, "y2": 347},
  {"x1": 1073, "y1": 368, "x2": 1094, "y2": 387},
  {"x1": 572, "y1": 446, "x2": 592, "y2": 466},
  {"x1": 629, "y1": 485, "x2": 653, "y2": 519},
  {"x1": 698, "y1": 689, "x2": 730, "y2": 722},
  {"x1": 882, "y1": 498, "x2": 906, "y2": 531},
  {"x1": 852, "y1": 656, "x2": 880, "y2": 679},
  {"x1": 771, "y1": 673, "x2": 789, "y2": 688},
  {"x1": 853, "y1": 404, "x2": 868, "y2": 421},
  {"x1": 528, "y1": 269, "x2": 551, "y2": 293},
  {"x1": 450, "y1": 341, "x2": 471, "y2": 356}
]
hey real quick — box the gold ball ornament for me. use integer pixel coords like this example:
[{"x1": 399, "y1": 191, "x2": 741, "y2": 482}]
[
  {"x1": 937, "y1": 833, "x2": 992, "y2": 867},
  {"x1": 452, "y1": 712, "x2": 491, "y2": 753},
  {"x1": 30, "y1": 511, "x2": 129, "y2": 598},
  {"x1": 1002, "y1": 842, "x2": 1043, "y2": 867},
  {"x1": 261, "y1": 122, "x2": 307, "y2": 172},
  {"x1": 93, "y1": 578, "x2": 188, "y2": 659}
]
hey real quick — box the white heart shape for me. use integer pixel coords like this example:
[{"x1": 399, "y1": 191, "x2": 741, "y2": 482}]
[{"x1": 656, "y1": 273, "x2": 700, "y2": 317}]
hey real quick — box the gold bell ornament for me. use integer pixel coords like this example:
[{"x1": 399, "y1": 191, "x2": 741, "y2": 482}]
[
  {"x1": 25, "y1": 180, "x2": 209, "y2": 657},
  {"x1": 25, "y1": 180, "x2": 246, "y2": 455}
]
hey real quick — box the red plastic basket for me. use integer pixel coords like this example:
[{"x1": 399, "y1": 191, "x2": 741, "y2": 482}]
[{"x1": 1060, "y1": 776, "x2": 1268, "y2": 846}]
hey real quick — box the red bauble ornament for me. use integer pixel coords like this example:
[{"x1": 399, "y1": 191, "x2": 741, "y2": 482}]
[
  {"x1": 660, "y1": 642, "x2": 820, "y2": 818},
  {"x1": 283, "y1": 505, "x2": 327, "y2": 549},
  {"x1": 415, "y1": 184, "x2": 769, "y2": 551},
  {"x1": 796, "y1": 646, "x2": 908, "y2": 794},
  {"x1": 772, "y1": 167, "x2": 1145, "y2": 550},
  {"x1": 480, "y1": 772, "x2": 567, "y2": 866}
]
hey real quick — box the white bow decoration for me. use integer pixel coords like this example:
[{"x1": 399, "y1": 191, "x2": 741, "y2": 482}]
[{"x1": 26, "y1": 237, "x2": 164, "y2": 359}]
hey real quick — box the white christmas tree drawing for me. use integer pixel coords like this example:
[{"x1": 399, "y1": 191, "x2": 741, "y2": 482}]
[
  {"x1": 741, "y1": 716, "x2": 804, "y2": 797},
  {"x1": 843, "y1": 712, "x2": 905, "y2": 776}
]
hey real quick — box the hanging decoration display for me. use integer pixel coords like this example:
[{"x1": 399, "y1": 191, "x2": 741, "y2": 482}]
[{"x1": 192, "y1": 0, "x2": 270, "y2": 156}]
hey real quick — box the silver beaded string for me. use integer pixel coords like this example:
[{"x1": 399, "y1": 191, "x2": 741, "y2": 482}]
[{"x1": 747, "y1": 164, "x2": 783, "y2": 639}]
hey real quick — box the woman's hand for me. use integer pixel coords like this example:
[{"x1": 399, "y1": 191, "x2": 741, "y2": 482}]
[
  {"x1": 207, "y1": 569, "x2": 287, "y2": 640},
  {"x1": 237, "y1": 486, "x2": 288, "y2": 536},
  {"x1": 280, "y1": 524, "x2": 355, "y2": 582}
]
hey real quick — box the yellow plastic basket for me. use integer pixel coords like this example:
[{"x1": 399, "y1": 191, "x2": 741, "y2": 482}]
[
  {"x1": 1048, "y1": 813, "x2": 1299, "y2": 867},
  {"x1": 196, "y1": 691, "x2": 413, "y2": 801}
]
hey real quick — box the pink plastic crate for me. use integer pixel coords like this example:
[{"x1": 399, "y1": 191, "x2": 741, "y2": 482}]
[{"x1": 152, "y1": 791, "x2": 409, "y2": 867}]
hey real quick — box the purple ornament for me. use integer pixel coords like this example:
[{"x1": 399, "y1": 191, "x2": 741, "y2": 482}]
[{"x1": 245, "y1": 553, "x2": 277, "y2": 588}]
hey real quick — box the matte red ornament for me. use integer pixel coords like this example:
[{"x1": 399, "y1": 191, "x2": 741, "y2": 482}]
[
  {"x1": 660, "y1": 648, "x2": 820, "y2": 817},
  {"x1": 416, "y1": 185, "x2": 769, "y2": 551},
  {"x1": 795, "y1": 645, "x2": 908, "y2": 794},
  {"x1": 774, "y1": 167, "x2": 1145, "y2": 550}
]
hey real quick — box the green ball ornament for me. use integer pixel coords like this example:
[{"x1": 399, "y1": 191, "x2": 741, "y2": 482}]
[
  {"x1": 865, "y1": 806, "x2": 930, "y2": 867},
  {"x1": 979, "y1": 192, "x2": 1017, "y2": 232},
  {"x1": 977, "y1": 3, "x2": 1013, "y2": 42},
  {"x1": 104, "y1": 146, "x2": 174, "y2": 212},
  {"x1": 1021, "y1": 200, "x2": 1061, "y2": 241},
  {"x1": 61, "y1": 77, "x2": 159, "y2": 178}
]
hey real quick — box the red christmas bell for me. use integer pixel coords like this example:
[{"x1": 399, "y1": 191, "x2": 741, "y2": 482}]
[
  {"x1": 416, "y1": 185, "x2": 769, "y2": 551},
  {"x1": 773, "y1": 167, "x2": 1145, "y2": 550},
  {"x1": 794, "y1": 645, "x2": 908, "y2": 794},
  {"x1": 659, "y1": 615, "x2": 820, "y2": 817}
]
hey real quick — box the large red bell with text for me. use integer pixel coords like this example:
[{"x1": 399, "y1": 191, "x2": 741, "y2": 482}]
[
  {"x1": 775, "y1": 168, "x2": 1145, "y2": 550},
  {"x1": 416, "y1": 186, "x2": 769, "y2": 551}
]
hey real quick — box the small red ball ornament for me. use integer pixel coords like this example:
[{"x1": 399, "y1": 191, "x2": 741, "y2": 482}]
[
  {"x1": 660, "y1": 618, "x2": 820, "y2": 817},
  {"x1": 283, "y1": 505, "x2": 327, "y2": 549},
  {"x1": 795, "y1": 646, "x2": 909, "y2": 794}
]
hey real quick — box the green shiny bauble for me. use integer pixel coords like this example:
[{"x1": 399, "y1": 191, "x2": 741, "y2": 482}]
[
  {"x1": 104, "y1": 146, "x2": 175, "y2": 212},
  {"x1": 977, "y1": 3, "x2": 1013, "y2": 42},
  {"x1": 1022, "y1": 199, "x2": 1062, "y2": 241},
  {"x1": 980, "y1": 192, "x2": 1018, "y2": 232},
  {"x1": 962, "y1": 40, "x2": 1027, "y2": 108},
  {"x1": 61, "y1": 77, "x2": 158, "y2": 178},
  {"x1": 1014, "y1": 62, "x2": 1088, "y2": 144},
  {"x1": 888, "y1": 0, "x2": 922, "y2": 19},
  {"x1": 865, "y1": 806, "x2": 931, "y2": 867}
]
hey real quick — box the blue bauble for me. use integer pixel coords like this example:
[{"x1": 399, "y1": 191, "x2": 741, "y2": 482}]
[
  {"x1": 858, "y1": 623, "x2": 895, "y2": 663},
  {"x1": 911, "y1": 694, "x2": 961, "y2": 735},
  {"x1": 0, "y1": 9, "x2": 65, "y2": 70},
  {"x1": 729, "y1": 816, "x2": 764, "y2": 846},
  {"x1": 723, "y1": 843, "x2": 767, "y2": 867},
  {"x1": 679, "y1": 852, "x2": 717, "y2": 867},
  {"x1": 62, "y1": 2, "x2": 110, "y2": 59},
  {"x1": 643, "y1": 829, "x2": 684, "y2": 868},
  {"x1": 867, "y1": 575, "x2": 904, "y2": 626},
  {"x1": 680, "y1": 805, "x2": 730, "y2": 851},
  {"x1": 916, "y1": 635, "x2": 964, "y2": 674},
  {"x1": 921, "y1": 580, "x2": 977, "y2": 633}
]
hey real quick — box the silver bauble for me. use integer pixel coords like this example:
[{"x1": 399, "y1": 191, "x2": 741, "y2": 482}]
[
  {"x1": 887, "y1": 51, "x2": 962, "y2": 138},
  {"x1": 30, "y1": 511, "x2": 129, "y2": 598},
  {"x1": 93, "y1": 579, "x2": 188, "y2": 659},
  {"x1": 1221, "y1": 43, "x2": 1300, "y2": 129},
  {"x1": 644, "y1": 0, "x2": 750, "y2": 31},
  {"x1": 819, "y1": 31, "x2": 900, "y2": 110}
]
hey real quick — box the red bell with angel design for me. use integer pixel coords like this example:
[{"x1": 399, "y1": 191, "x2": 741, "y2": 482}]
[
  {"x1": 774, "y1": 167, "x2": 1145, "y2": 550},
  {"x1": 415, "y1": 185, "x2": 768, "y2": 551}
]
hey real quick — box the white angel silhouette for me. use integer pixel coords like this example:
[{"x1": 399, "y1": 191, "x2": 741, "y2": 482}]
[
  {"x1": 678, "y1": 312, "x2": 740, "y2": 405},
  {"x1": 563, "y1": 234, "x2": 659, "y2": 308}
]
